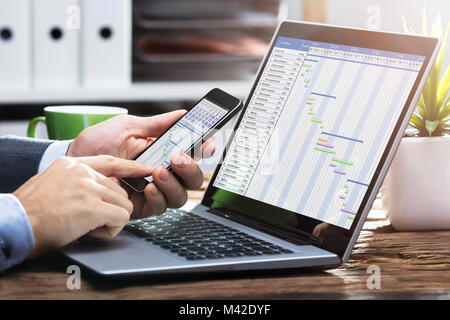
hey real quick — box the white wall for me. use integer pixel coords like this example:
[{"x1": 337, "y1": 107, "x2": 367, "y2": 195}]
[{"x1": 286, "y1": 0, "x2": 303, "y2": 20}]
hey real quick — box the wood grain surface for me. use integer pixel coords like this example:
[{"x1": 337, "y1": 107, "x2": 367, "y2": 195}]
[{"x1": 1, "y1": 174, "x2": 449, "y2": 300}]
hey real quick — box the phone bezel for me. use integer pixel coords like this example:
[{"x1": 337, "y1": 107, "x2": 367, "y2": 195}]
[{"x1": 121, "y1": 88, "x2": 242, "y2": 192}]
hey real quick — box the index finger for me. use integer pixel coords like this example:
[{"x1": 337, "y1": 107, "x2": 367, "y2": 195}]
[{"x1": 73, "y1": 156, "x2": 154, "y2": 178}]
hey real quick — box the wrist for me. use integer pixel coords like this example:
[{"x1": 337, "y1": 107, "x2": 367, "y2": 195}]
[
  {"x1": 66, "y1": 138, "x2": 84, "y2": 157},
  {"x1": 13, "y1": 188, "x2": 51, "y2": 259},
  {"x1": 66, "y1": 141, "x2": 76, "y2": 157},
  {"x1": 66, "y1": 132, "x2": 96, "y2": 157}
]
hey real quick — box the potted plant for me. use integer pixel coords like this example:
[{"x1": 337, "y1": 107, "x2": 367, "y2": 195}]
[{"x1": 383, "y1": 10, "x2": 450, "y2": 231}]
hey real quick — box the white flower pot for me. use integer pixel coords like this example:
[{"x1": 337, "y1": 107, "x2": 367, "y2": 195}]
[{"x1": 382, "y1": 135, "x2": 450, "y2": 231}]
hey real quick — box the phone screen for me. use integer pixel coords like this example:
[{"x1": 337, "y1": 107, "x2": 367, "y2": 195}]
[{"x1": 136, "y1": 98, "x2": 230, "y2": 183}]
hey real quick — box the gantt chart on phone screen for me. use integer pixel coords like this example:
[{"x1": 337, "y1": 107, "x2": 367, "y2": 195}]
[{"x1": 137, "y1": 98, "x2": 227, "y2": 182}]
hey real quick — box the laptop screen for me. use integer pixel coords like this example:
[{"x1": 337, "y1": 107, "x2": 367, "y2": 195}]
[{"x1": 211, "y1": 36, "x2": 425, "y2": 230}]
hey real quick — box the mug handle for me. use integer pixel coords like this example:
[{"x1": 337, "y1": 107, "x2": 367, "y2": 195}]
[{"x1": 27, "y1": 116, "x2": 46, "y2": 138}]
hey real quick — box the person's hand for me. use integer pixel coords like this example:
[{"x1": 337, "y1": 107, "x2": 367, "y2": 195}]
[
  {"x1": 66, "y1": 111, "x2": 216, "y2": 219},
  {"x1": 13, "y1": 156, "x2": 153, "y2": 258}
]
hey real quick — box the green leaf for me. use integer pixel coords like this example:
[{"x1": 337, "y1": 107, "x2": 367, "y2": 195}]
[
  {"x1": 425, "y1": 119, "x2": 439, "y2": 135},
  {"x1": 426, "y1": 60, "x2": 440, "y2": 117},
  {"x1": 409, "y1": 113, "x2": 426, "y2": 133},
  {"x1": 437, "y1": 21, "x2": 449, "y2": 71},
  {"x1": 439, "y1": 100, "x2": 450, "y2": 120},
  {"x1": 404, "y1": 10, "x2": 449, "y2": 136},
  {"x1": 437, "y1": 65, "x2": 450, "y2": 106},
  {"x1": 417, "y1": 96, "x2": 426, "y2": 117},
  {"x1": 410, "y1": 112, "x2": 424, "y2": 123}
]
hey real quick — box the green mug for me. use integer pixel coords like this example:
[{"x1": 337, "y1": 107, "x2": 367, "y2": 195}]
[{"x1": 27, "y1": 106, "x2": 128, "y2": 140}]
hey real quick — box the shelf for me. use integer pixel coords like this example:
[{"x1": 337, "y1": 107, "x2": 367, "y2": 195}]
[
  {"x1": 0, "y1": 80, "x2": 253, "y2": 105},
  {"x1": 134, "y1": 15, "x2": 280, "y2": 30}
]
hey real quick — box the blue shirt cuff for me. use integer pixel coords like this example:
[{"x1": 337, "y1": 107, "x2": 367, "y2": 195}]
[
  {"x1": 38, "y1": 140, "x2": 72, "y2": 173},
  {"x1": 0, "y1": 194, "x2": 35, "y2": 269}
]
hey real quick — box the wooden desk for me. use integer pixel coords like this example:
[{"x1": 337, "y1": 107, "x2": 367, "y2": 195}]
[{"x1": 1, "y1": 175, "x2": 449, "y2": 299}]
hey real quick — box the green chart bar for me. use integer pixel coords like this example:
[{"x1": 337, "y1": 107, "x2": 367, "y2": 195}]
[
  {"x1": 314, "y1": 147, "x2": 335, "y2": 155},
  {"x1": 332, "y1": 158, "x2": 353, "y2": 166}
]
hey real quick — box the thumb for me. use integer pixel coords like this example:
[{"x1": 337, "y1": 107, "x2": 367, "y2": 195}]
[
  {"x1": 74, "y1": 156, "x2": 153, "y2": 178},
  {"x1": 128, "y1": 110, "x2": 186, "y2": 137}
]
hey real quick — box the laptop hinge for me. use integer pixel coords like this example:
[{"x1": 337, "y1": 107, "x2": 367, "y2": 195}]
[{"x1": 208, "y1": 206, "x2": 323, "y2": 246}]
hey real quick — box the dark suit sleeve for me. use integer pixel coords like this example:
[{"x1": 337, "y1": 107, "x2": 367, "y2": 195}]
[
  {"x1": 0, "y1": 135, "x2": 52, "y2": 193},
  {"x1": 0, "y1": 239, "x2": 8, "y2": 274}
]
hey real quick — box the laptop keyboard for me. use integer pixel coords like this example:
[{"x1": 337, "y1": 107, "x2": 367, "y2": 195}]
[{"x1": 125, "y1": 209, "x2": 293, "y2": 261}]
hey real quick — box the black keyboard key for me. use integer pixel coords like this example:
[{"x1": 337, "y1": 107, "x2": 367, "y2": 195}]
[
  {"x1": 185, "y1": 246, "x2": 202, "y2": 251},
  {"x1": 214, "y1": 249, "x2": 233, "y2": 254},
  {"x1": 269, "y1": 246, "x2": 284, "y2": 251},
  {"x1": 152, "y1": 240, "x2": 169, "y2": 245},
  {"x1": 177, "y1": 252, "x2": 190, "y2": 257},
  {"x1": 159, "y1": 236, "x2": 178, "y2": 240},
  {"x1": 261, "y1": 251, "x2": 279, "y2": 255},
  {"x1": 249, "y1": 246, "x2": 270, "y2": 251},
  {"x1": 224, "y1": 252, "x2": 243, "y2": 257},
  {"x1": 184, "y1": 236, "x2": 203, "y2": 241},
  {"x1": 170, "y1": 239, "x2": 190, "y2": 244},
  {"x1": 160, "y1": 244, "x2": 180, "y2": 250},
  {"x1": 186, "y1": 256, "x2": 204, "y2": 261},
  {"x1": 205, "y1": 254, "x2": 224, "y2": 259},
  {"x1": 169, "y1": 248, "x2": 185, "y2": 254},
  {"x1": 243, "y1": 252, "x2": 262, "y2": 256},
  {"x1": 194, "y1": 251, "x2": 209, "y2": 256}
]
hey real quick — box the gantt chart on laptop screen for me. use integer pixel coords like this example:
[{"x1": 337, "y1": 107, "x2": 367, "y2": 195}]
[{"x1": 213, "y1": 36, "x2": 425, "y2": 229}]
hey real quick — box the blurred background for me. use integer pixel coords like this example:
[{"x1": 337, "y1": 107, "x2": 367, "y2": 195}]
[{"x1": 0, "y1": 0, "x2": 448, "y2": 143}]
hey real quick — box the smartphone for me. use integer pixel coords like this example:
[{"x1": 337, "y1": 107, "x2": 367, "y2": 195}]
[{"x1": 121, "y1": 88, "x2": 242, "y2": 192}]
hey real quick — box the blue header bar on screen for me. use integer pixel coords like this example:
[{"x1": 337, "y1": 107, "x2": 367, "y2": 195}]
[{"x1": 275, "y1": 36, "x2": 425, "y2": 62}]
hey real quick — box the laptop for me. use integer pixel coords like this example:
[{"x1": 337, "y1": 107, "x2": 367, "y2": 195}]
[{"x1": 62, "y1": 21, "x2": 440, "y2": 276}]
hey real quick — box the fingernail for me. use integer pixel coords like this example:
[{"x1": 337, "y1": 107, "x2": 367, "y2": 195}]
[
  {"x1": 204, "y1": 144, "x2": 215, "y2": 158},
  {"x1": 176, "y1": 153, "x2": 187, "y2": 168},
  {"x1": 150, "y1": 185, "x2": 159, "y2": 196},
  {"x1": 159, "y1": 168, "x2": 170, "y2": 182}
]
